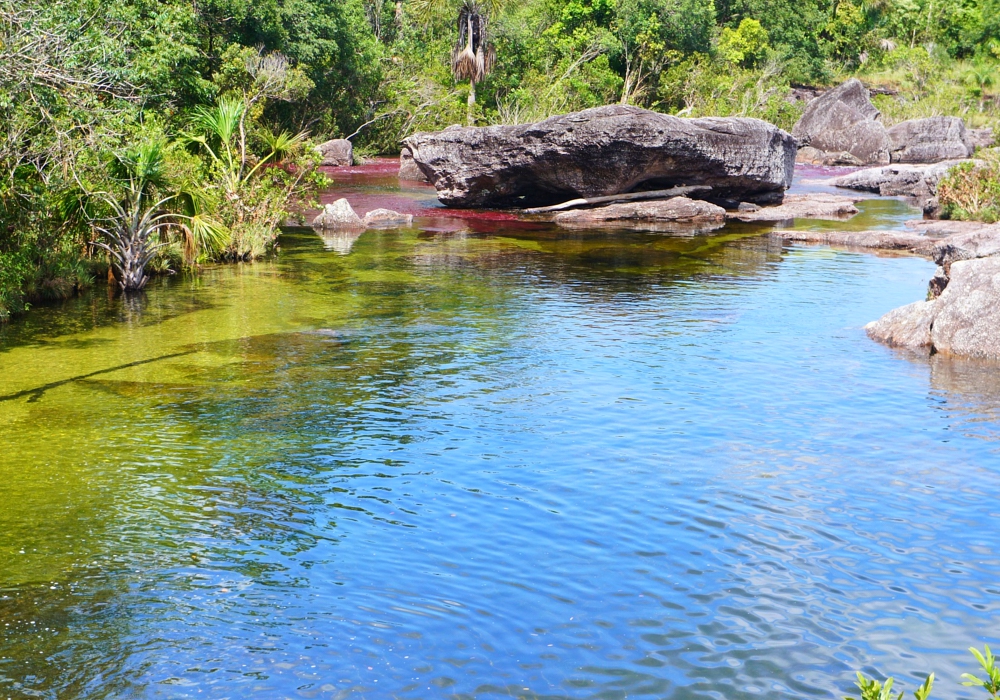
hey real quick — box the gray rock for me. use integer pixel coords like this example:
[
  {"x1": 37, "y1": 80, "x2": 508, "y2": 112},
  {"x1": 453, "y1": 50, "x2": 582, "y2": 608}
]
[
  {"x1": 967, "y1": 127, "x2": 995, "y2": 150},
  {"x1": 930, "y1": 257, "x2": 1000, "y2": 359},
  {"x1": 729, "y1": 193, "x2": 862, "y2": 222},
  {"x1": 932, "y1": 226, "x2": 1000, "y2": 266},
  {"x1": 792, "y1": 79, "x2": 890, "y2": 166},
  {"x1": 832, "y1": 160, "x2": 975, "y2": 198},
  {"x1": 363, "y1": 208, "x2": 414, "y2": 228},
  {"x1": 399, "y1": 146, "x2": 429, "y2": 181},
  {"x1": 887, "y1": 116, "x2": 973, "y2": 163},
  {"x1": 317, "y1": 138, "x2": 353, "y2": 167},
  {"x1": 404, "y1": 105, "x2": 796, "y2": 208},
  {"x1": 312, "y1": 198, "x2": 364, "y2": 229},
  {"x1": 771, "y1": 229, "x2": 931, "y2": 253},
  {"x1": 865, "y1": 300, "x2": 936, "y2": 349},
  {"x1": 552, "y1": 197, "x2": 726, "y2": 232}
]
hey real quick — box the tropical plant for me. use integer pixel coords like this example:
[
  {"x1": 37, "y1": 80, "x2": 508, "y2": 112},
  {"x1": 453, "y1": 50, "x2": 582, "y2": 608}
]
[
  {"x1": 88, "y1": 141, "x2": 228, "y2": 291},
  {"x1": 845, "y1": 672, "x2": 933, "y2": 700},
  {"x1": 409, "y1": 0, "x2": 501, "y2": 121}
]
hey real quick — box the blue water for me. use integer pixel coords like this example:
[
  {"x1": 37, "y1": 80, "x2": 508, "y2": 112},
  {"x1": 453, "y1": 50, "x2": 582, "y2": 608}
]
[{"x1": 1, "y1": 194, "x2": 998, "y2": 699}]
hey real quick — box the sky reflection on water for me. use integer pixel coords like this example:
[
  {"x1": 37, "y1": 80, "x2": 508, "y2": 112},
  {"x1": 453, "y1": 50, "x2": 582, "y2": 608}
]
[{"x1": 1, "y1": 185, "x2": 999, "y2": 700}]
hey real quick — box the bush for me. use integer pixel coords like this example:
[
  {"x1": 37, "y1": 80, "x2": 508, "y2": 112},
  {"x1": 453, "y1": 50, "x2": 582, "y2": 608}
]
[{"x1": 937, "y1": 151, "x2": 1000, "y2": 223}]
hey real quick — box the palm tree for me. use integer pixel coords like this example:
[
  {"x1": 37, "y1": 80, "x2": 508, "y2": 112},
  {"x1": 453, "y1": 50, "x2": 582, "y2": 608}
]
[{"x1": 409, "y1": 0, "x2": 500, "y2": 123}]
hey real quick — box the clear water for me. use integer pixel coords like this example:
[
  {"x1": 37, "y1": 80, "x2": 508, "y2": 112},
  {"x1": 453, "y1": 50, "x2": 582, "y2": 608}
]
[{"x1": 1, "y1": 170, "x2": 999, "y2": 700}]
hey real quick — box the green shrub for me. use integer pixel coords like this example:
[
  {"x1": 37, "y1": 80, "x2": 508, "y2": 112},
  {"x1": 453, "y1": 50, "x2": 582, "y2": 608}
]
[{"x1": 937, "y1": 151, "x2": 1000, "y2": 223}]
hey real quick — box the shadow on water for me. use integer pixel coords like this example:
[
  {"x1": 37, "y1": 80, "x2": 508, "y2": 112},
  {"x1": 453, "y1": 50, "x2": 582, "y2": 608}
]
[{"x1": 1, "y1": 165, "x2": 999, "y2": 700}]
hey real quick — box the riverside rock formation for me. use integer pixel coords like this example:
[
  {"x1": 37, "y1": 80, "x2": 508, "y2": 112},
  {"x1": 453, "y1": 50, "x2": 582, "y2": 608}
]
[
  {"x1": 866, "y1": 224, "x2": 1000, "y2": 359},
  {"x1": 398, "y1": 146, "x2": 429, "y2": 182},
  {"x1": 832, "y1": 160, "x2": 977, "y2": 198},
  {"x1": 887, "y1": 116, "x2": 974, "y2": 163},
  {"x1": 792, "y1": 79, "x2": 890, "y2": 166},
  {"x1": 728, "y1": 193, "x2": 863, "y2": 222},
  {"x1": 403, "y1": 105, "x2": 797, "y2": 208}
]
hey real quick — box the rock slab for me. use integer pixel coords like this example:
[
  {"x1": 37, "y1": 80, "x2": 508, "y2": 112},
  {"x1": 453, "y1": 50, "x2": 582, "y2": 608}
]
[
  {"x1": 317, "y1": 139, "x2": 353, "y2": 167},
  {"x1": 832, "y1": 160, "x2": 975, "y2": 198},
  {"x1": 404, "y1": 105, "x2": 797, "y2": 208},
  {"x1": 792, "y1": 79, "x2": 890, "y2": 166},
  {"x1": 729, "y1": 193, "x2": 862, "y2": 222},
  {"x1": 887, "y1": 116, "x2": 973, "y2": 164},
  {"x1": 552, "y1": 197, "x2": 726, "y2": 231}
]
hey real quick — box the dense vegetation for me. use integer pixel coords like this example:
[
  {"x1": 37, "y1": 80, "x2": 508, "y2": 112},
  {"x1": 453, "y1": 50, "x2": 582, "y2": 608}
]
[{"x1": 3, "y1": 0, "x2": 1000, "y2": 319}]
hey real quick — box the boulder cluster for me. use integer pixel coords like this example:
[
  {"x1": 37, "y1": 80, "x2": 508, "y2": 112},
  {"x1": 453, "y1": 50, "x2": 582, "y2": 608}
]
[{"x1": 792, "y1": 78, "x2": 991, "y2": 167}]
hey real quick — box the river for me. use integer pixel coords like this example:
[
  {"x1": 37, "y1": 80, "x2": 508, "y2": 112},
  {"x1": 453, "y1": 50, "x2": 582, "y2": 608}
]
[{"x1": 1, "y1": 163, "x2": 998, "y2": 699}]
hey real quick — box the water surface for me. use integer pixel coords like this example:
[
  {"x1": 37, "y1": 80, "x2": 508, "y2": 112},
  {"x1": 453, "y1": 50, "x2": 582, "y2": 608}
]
[{"x1": 1, "y1": 168, "x2": 998, "y2": 699}]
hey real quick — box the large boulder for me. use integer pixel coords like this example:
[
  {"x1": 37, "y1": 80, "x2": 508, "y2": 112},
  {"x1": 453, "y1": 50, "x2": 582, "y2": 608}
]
[
  {"x1": 552, "y1": 197, "x2": 726, "y2": 232},
  {"x1": 317, "y1": 138, "x2": 353, "y2": 167},
  {"x1": 403, "y1": 105, "x2": 797, "y2": 208},
  {"x1": 866, "y1": 257, "x2": 1000, "y2": 359},
  {"x1": 930, "y1": 257, "x2": 1000, "y2": 358},
  {"x1": 792, "y1": 79, "x2": 890, "y2": 166},
  {"x1": 887, "y1": 117, "x2": 973, "y2": 163}
]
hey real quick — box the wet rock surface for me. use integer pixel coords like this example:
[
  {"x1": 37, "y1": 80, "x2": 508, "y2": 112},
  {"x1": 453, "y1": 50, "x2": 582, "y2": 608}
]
[
  {"x1": 887, "y1": 116, "x2": 974, "y2": 164},
  {"x1": 792, "y1": 79, "x2": 890, "y2": 166},
  {"x1": 404, "y1": 105, "x2": 796, "y2": 208}
]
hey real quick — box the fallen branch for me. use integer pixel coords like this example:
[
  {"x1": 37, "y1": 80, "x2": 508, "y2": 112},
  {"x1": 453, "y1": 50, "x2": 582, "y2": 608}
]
[{"x1": 522, "y1": 185, "x2": 712, "y2": 214}]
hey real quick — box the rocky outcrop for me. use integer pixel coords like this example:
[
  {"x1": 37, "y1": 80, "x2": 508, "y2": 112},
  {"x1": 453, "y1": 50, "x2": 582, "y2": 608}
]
[
  {"x1": 792, "y1": 79, "x2": 890, "y2": 166},
  {"x1": 404, "y1": 105, "x2": 797, "y2": 208},
  {"x1": 312, "y1": 198, "x2": 364, "y2": 229},
  {"x1": 729, "y1": 193, "x2": 862, "y2": 222},
  {"x1": 887, "y1": 117, "x2": 973, "y2": 163},
  {"x1": 363, "y1": 208, "x2": 414, "y2": 227},
  {"x1": 317, "y1": 138, "x2": 353, "y2": 167},
  {"x1": 867, "y1": 253, "x2": 1000, "y2": 360},
  {"x1": 399, "y1": 146, "x2": 429, "y2": 181},
  {"x1": 832, "y1": 160, "x2": 975, "y2": 198},
  {"x1": 552, "y1": 197, "x2": 726, "y2": 232},
  {"x1": 928, "y1": 257, "x2": 1000, "y2": 358}
]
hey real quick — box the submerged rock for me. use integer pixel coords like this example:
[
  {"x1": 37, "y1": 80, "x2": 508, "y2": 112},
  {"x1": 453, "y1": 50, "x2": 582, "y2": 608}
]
[
  {"x1": 317, "y1": 138, "x2": 353, "y2": 167},
  {"x1": 729, "y1": 193, "x2": 862, "y2": 222},
  {"x1": 771, "y1": 229, "x2": 931, "y2": 252},
  {"x1": 552, "y1": 197, "x2": 726, "y2": 232},
  {"x1": 792, "y1": 79, "x2": 890, "y2": 166},
  {"x1": 887, "y1": 116, "x2": 973, "y2": 163},
  {"x1": 363, "y1": 208, "x2": 413, "y2": 227},
  {"x1": 312, "y1": 198, "x2": 364, "y2": 229},
  {"x1": 404, "y1": 105, "x2": 796, "y2": 208}
]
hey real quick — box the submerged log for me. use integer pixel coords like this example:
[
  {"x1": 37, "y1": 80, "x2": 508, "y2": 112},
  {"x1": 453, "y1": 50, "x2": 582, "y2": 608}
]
[{"x1": 522, "y1": 186, "x2": 712, "y2": 214}]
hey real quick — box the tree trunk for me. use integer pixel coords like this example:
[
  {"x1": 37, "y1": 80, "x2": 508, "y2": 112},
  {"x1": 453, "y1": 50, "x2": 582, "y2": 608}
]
[{"x1": 467, "y1": 79, "x2": 476, "y2": 125}]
